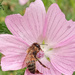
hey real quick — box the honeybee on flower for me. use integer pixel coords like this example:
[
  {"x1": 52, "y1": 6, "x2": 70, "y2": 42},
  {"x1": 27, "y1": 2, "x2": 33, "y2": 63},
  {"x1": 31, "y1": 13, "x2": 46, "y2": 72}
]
[{"x1": 0, "y1": 0, "x2": 75, "y2": 75}]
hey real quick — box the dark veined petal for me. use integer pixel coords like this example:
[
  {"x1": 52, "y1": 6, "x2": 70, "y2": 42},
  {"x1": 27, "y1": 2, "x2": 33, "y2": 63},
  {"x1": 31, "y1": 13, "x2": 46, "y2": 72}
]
[
  {"x1": 49, "y1": 35, "x2": 75, "y2": 74},
  {"x1": 43, "y1": 3, "x2": 75, "y2": 46},
  {"x1": 0, "y1": 34, "x2": 29, "y2": 71},
  {"x1": 5, "y1": 0, "x2": 46, "y2": 45}
]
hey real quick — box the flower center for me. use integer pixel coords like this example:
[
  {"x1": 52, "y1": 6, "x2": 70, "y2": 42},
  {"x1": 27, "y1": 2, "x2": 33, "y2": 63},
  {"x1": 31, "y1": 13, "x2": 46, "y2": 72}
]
[
  {"x1": 41, "y1": 45, "x2": 51, "y2": 61},
  {"x1": 38, "y1": 40, "x2": 53, "y2": 61}
]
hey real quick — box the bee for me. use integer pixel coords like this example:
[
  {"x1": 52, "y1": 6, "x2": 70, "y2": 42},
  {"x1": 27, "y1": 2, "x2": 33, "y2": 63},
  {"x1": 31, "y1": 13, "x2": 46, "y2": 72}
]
[{"x1": 23, "y1": 43, "x2": 49, "y2": 74}]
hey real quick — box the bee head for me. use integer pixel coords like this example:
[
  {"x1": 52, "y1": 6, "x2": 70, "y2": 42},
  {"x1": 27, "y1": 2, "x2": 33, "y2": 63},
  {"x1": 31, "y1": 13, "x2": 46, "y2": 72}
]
[{"x1": 33, "y1": 43, "x2": 41, "y2": 51}]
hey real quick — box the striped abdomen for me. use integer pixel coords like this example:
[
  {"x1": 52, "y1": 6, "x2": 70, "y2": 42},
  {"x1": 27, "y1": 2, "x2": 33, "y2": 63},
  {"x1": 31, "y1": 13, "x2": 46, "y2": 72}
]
[{"x1": 27, "y1": 61, "x2": 36, "y2": 74}]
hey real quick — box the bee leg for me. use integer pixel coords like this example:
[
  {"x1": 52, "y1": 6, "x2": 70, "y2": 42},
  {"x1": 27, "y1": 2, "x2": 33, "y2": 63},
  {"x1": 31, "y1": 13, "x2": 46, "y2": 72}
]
[
  {"x1": 35, "y1": 70, "x2": 42, "y2": 74},
  {"x1": 36, "y1": 57, "x2": 50, "y2": 70}
]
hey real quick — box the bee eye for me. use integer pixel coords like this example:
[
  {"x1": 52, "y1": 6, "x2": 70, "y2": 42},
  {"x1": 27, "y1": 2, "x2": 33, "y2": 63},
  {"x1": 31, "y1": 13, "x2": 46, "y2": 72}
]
[{"x1": 36, "y1": 44, "x2": 40, "y2": 47}]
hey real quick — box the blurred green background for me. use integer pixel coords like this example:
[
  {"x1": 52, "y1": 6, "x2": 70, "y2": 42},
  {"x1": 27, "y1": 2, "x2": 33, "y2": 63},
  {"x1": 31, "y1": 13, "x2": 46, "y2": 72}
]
[{"x1": 0, "y1": 0, "x2": 75, "y2": 75}]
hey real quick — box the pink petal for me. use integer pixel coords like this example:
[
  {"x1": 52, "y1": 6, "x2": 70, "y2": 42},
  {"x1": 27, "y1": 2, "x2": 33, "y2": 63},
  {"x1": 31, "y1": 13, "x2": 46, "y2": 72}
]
[
  {"x1": 0, "y1": 34, "x2": 29, "y2": 56},
  {"x1": 0, "y1": 34, "x2": 29, "y2": 71},
  {"x1": 44, "y1": 3, "x2": 75, "y2": 45},
  {"x1": 1, "y1": 55, "x2": 25, "y2": 71},
  {"x1": 55, "y1": 35, "x2": 75, "y2": 48},
  {"x1": 24, "y1": 58, "x2": 61, "y2": 75},
  {"x1": 19, "y1": 0, "x2": 28, "y2": 5},
  {"x1": 65, "y1": 73, "x2": 73, "y2": 75},
  {"x1": 49, "y1": 62, "x2": 61, "y2": 75},
  {"x1": 49, "y1": 36, "x2": 75, "y2": 74},
  {"x1": 5, "y1": 0, "x2": 46, "y2": 45}
]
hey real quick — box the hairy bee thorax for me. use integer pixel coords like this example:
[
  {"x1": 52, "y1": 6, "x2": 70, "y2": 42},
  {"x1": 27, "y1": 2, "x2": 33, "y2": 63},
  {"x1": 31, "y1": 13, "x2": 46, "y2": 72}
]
[{"x1": 27, "y1": 43, "x2": 41, "y2": 56}]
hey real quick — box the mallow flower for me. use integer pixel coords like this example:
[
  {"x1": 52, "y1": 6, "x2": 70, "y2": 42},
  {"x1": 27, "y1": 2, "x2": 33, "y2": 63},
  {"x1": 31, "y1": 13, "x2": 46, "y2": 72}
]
[
  {"x1": 19, "y1": 0, "x2": 29, "y2": 5},
  {"x1": 0, "y1": 0, "x2": 75, "y2": 75}
]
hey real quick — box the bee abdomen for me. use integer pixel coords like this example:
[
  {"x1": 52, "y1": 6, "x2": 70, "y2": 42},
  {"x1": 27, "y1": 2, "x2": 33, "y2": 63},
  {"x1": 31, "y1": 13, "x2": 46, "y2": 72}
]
[{"x1": 27, "y1": 61, "x2": 35, "y2": 74}]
